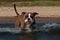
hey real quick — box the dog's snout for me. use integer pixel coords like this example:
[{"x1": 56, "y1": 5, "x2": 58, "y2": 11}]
[{"x1": 28, "y1": 18, "x2": 30, "y2": 20}]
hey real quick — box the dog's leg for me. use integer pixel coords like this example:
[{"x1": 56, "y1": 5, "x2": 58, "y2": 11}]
[
  {"x1": 15, "y1": 19, "x2": 20, "y2": 28},
  {"x1": 20, "y1": 22, "x2": 25, "y2": 29}
]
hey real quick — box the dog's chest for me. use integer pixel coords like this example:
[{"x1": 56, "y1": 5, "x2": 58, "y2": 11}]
[{"x1": 17, "y1": 15, "x2": 25, "y2": 21}]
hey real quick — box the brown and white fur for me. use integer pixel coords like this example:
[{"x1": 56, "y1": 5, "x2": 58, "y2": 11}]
[{"x1": 14, "y1": 4, "x2": 38, "y2": 32}]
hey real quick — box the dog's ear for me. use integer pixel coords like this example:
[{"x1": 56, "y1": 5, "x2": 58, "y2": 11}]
[
  {"x1": 33, "y1": 12, "x2": 38, "y2": 16},
  {"x1": 22, "y1": 12, "x2": 26, "y2": 15}
]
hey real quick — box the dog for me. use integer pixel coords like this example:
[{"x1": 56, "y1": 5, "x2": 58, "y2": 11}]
[{"x1": 14, "y1": 4, "x2": 38, "y2": 32}]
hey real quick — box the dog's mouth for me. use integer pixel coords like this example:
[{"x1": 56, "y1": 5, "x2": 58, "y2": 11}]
[
  {"x1": 25, "y1": 19, "x2": 33, "y2": 24},
  {"x1": 26, "y1": 20, "x2": 31, "y2": 24}
]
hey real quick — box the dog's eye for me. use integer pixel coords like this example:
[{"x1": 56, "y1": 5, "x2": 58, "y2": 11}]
[
  {"x1": 25, "y1": 16, "x2": 28, "y2": 18},
  {"x1": 31, "y1": 16, "x2": 33, "y2": 18}
]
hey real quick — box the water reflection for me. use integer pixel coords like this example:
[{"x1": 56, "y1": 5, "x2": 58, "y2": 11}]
[
  {"x1": 0, "y1": 31, "x2": 60, "y2": 40},
  {"x1": 18, "y1": 33, "x2": 35, "y2": 40},
  {"x1": 21, "y1": 31, "x2": 60, "y2": 40}
]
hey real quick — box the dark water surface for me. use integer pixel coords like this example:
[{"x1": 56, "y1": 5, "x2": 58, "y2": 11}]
[
  {"x1": 0, "y1": 32, "x2": 60, "y2": 40},
  {"x1": 0, "y1": 21, "x2": 60, "y2": 40}
]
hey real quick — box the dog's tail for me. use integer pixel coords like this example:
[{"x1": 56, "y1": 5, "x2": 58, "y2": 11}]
[{"x1": 14, "y1": 4, "x2": 19, "y2": 16}]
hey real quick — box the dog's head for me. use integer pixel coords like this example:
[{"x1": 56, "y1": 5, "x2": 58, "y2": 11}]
[{"x1": 22, "y1": 12, "x2": 38, "y2": 24}]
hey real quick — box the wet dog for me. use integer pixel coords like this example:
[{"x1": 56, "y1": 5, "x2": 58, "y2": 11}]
[{"x1": 14, "y1": 4, "x2": 38, "y2": 32}]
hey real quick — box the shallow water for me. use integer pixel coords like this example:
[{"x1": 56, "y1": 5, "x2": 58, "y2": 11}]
[{"x1": 0, "y1": 21, "x2": 60, "y2": 40}]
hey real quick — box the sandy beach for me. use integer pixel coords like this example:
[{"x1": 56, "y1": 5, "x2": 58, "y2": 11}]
[{"x1": 0, "y1": 6, "x2": 60, "y2": 17}]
